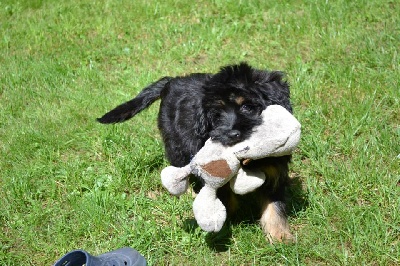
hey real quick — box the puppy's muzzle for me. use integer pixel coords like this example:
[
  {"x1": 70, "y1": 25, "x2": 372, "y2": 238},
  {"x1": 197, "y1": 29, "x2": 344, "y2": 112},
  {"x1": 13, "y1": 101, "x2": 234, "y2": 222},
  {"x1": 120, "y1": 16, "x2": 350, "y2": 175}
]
[{"x1": 210, "y1": 129, "x2": 242, "y2": 146}]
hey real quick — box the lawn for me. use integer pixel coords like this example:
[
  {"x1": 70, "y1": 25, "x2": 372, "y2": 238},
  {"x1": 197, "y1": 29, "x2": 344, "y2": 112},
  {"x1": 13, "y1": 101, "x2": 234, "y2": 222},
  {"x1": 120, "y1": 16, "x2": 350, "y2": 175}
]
[{"x1": 0, "y1": 0, "x2": 399, "y2": 265}]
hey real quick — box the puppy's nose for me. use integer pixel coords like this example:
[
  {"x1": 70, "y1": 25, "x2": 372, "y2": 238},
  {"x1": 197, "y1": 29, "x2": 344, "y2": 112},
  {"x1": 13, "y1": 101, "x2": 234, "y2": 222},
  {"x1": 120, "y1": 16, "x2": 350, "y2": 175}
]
[{"x1": 227, "y1": 130, "x2": 241, "y2": 140}]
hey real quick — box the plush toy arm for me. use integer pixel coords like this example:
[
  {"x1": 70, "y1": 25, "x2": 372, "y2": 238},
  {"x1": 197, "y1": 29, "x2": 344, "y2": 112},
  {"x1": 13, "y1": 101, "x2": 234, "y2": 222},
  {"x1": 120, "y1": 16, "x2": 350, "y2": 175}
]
[
  {"x1": 230, "y1": 167, "x2": 266, "y2": 195},
  {"x1": 161, "y1": 165, "x2": 191, "y2": 196},
  {"x1": 193, "y1": 185, "x2": 227, "y2": 232}
]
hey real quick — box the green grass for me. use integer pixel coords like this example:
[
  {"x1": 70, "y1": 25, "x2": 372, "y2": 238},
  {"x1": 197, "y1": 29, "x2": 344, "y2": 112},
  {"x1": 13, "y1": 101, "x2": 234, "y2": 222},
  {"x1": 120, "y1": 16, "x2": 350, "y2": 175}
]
[{"x1": 1, "y1": 0, "x2": 399, "y2": 265}]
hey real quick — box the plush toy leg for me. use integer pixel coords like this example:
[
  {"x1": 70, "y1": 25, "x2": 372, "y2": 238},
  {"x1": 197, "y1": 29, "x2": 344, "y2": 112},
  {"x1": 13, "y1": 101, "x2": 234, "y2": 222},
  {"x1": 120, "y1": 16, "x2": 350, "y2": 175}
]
[
  {"x1": 230, "y1": 168, "x2": 266, "y2": 195},
  {"x1": 193, "y1": 185, "x2": 227, "y2": 232},
  {"x1": 161, "y1": 165, "x2": 191, "y2": 196}
]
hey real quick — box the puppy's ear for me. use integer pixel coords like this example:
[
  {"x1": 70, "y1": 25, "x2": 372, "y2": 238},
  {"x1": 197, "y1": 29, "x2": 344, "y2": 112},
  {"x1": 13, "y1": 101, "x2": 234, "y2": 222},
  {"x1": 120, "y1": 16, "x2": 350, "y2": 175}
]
[
  {"x1": 194, "y1": 110, "x2": 210, "y2": 138},
  {"x1": 257, "y1": 71, "x2": 292, "y2": 113}
]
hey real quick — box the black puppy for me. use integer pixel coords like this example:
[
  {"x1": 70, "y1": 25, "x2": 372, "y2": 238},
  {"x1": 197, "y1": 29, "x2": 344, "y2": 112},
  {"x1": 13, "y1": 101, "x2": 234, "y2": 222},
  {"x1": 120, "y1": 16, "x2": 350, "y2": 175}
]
[{"x1": 98, "y1": 62, "x2": 294, "y2": 242}]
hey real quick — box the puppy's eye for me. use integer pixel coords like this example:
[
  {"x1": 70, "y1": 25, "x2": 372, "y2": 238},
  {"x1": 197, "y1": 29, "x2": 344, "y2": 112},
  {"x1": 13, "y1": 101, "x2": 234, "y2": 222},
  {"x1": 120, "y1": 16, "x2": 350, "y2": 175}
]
[{"x1": 240, "y1": 104, "x2": 256, "y2": 113}]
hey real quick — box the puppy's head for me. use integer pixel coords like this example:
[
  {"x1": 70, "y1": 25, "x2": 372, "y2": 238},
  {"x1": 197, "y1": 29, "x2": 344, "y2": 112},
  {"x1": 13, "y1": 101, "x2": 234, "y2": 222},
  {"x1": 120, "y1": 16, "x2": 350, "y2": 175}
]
[{"x1": 201, "y1": 62, "x2": 291, "y2": 146}]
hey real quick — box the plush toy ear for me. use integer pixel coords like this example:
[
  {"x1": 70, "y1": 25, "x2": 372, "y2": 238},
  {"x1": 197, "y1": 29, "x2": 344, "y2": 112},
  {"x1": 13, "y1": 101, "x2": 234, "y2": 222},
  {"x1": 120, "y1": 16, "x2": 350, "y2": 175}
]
[
  {"x1": 230, "y1": 168, "x2": 266, "y2": 195},
  {"x1": 161, "y1": 165, "x2": 191, "y2": 196}
]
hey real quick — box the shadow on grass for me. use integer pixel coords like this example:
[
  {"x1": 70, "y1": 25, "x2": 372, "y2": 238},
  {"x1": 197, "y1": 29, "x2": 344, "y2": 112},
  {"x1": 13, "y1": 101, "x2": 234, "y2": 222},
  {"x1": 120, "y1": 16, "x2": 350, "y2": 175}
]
[
  {"x1": 182, "y1": 218, "x2": 233, "y2": 252},
  {"x1": 205, "y1": 225, "x2": 233, "y2": 252},
  {"x1": 286, "y1": 175, "x2": 309, "y2": 217},
  {"x1": 119, "y1": 152, "x2": 166, "y2": 176}
]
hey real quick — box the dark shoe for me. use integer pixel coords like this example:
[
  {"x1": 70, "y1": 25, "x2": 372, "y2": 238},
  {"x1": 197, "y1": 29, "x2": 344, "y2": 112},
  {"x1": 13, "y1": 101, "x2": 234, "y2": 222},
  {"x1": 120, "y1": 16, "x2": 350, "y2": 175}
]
[{"x1": 54, "y1": 247, "x2": 146, "y2": 266}]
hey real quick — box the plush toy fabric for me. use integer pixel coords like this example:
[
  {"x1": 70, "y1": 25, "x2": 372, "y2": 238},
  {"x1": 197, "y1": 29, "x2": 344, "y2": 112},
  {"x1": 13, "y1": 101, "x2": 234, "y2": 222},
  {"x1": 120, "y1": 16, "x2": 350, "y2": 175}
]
[{"x1": 161, "y1": 105, "x2": 301, "y2": 232}]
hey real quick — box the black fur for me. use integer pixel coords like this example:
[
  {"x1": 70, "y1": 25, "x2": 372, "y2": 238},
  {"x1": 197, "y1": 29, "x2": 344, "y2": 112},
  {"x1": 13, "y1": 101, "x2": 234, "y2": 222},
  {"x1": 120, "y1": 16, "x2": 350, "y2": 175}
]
[{"x1": 98, "y1": 62, "x2": 294, "y2": 242}]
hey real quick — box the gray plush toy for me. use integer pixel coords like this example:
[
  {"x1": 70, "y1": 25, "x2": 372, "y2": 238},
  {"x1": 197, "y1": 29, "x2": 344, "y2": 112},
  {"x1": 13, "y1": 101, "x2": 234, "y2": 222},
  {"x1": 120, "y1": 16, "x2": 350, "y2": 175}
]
[{"x1": 161, "y1": 105, "x2": 301, "y2": 232}]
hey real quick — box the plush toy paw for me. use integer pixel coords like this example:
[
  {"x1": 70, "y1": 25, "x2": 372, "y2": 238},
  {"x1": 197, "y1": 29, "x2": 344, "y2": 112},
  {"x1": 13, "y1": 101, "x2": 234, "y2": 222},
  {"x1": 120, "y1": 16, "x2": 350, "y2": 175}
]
[
  {"x1": 193, "y1": 186, "x2": 227, "y2": 232},
  {"x1": 161, "y1": 165, "x2": 191, "y2": 196}
]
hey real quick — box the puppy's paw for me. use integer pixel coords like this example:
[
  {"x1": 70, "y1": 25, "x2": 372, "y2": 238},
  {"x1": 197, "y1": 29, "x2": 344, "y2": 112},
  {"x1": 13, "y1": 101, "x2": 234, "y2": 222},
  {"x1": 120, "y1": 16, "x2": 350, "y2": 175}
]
[
  {"x1": 260, "y1": 200, "x2": 295, "y2": 244},
  {"x1": 265, "y1": 225, "x2": 295, "y2": 244}
]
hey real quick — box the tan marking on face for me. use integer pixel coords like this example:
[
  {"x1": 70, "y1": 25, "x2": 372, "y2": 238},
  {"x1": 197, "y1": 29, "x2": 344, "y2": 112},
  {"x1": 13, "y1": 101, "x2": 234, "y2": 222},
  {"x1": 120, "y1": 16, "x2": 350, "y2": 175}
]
[
  {"x1": 217, "y1": 100, "x2": 225, "y2": 106},
  {"x1": 235, "y1": 96, "x2": 245, "y2": 105}
]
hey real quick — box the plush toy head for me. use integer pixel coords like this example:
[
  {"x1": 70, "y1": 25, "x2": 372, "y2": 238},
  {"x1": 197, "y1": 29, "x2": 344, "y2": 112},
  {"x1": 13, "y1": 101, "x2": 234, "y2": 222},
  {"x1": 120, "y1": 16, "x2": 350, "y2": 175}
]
[{"x1": 161, "y1": 105, "x2": 301, "y2": 232}]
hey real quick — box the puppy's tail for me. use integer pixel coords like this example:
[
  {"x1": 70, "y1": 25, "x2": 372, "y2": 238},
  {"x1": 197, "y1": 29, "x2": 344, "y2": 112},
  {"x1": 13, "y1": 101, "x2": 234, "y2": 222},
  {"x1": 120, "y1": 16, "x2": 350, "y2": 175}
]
[{"x1": 97, "y1": 76, "x2": 172, "y2": 124}]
